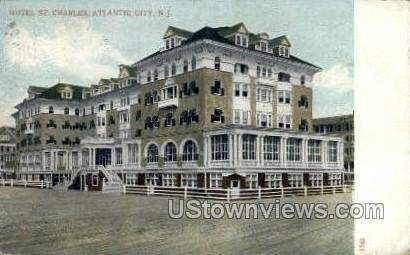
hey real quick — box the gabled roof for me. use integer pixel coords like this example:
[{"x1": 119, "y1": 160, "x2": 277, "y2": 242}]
[
  {"x1": 185, "y1": 26, "x2": 229, "y2": 44},
  {"x1": 163, "y1": 26, "x2": 193, "y2": 39},
  {"x1": 37, "y1": 83, "x2": 87, "y2": 101},
  {"x1": 215, "y1": 22, "x2": 248, "y2": 36},
  {"x1": 119, "y1": 65, "x2": 138, "y2": 77},
  {"x1": 269, "y1": 35, "x2": 291, "y2": 47}
]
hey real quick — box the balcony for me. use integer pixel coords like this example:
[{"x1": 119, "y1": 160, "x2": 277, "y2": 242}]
[
  {"x1": 158, "y1": 97, "x2": 178, "y2": 109},
  {"x1": 24, "y1": 129, "x2": 34, "y2": 135}
]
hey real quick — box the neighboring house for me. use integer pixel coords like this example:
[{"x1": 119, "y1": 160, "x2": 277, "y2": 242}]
[
  {"x1": 0, "y1": 127, "x2": 17, "y2": 179},
  {"x1": 13, "y1": 22, "x2": 344, "y2": 190},
  {"x1": 313, "y1": 114, "x2": 354, "y2": 182}
]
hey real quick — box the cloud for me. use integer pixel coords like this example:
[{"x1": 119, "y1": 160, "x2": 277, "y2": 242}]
[
  {"x1": 3, "y1": 19, "x2": 130, "y2": 82},
  {"x1": 312, "y1": 64, "x2": 354, "y2": 118},
  {"x1": 313, "y1": 63, "x2": 353, "y2": 91}
]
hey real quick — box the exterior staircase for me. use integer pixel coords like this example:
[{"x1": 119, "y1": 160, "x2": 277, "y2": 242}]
[
  {"x1": 97, "y1": 165, "x2": 124, "y2": 193},
  {"x1": 52, "y1": 168, "x2": 82, "y2": 191}
]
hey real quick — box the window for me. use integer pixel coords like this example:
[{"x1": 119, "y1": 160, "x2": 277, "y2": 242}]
[
  {"x1": 242, "y1": 84, "x2": 248, "y2": 97},
  {"x1": 119, "y1": 111, "x2": 129, "y2": 123},
  {"x1": 91, "y1": 106, "x2": 94, "y2": 114},
  {"x1": 214, "y1": 57, "x2": 220, "y2": 70},
  {"x1": 246, "y1": 174, "x2": 258, "y2": 189},
  {"x1": 242, "y1": 36, "x2": 247, "y2": 47},
  {"x1": 147, "y1": 71, "x2": 151, "y2": 82},
  {"x1": 210, "y1": 173, "x2": 222, "y2": 188},
  {"x1": 262, "y1": 67, "x2": 266, "y2": 77},
  {"x1": 211, "y1": 80, "x2": 224, "y2": 95},
  {"x1": 164, "y1": 142, "x2": 177, "y2": 162},
  {"x1": 278, "y1": 91, "x2": 291, "y2": 104},
  {"x1": 153, "y1": 69, "x2": 158, "y2": 81},
  {"x1": 236, "y1": 35, "x2": 241, "y2": 45},
  {"x1": 234, "y1": 84, "x2": 240, "y2": 97},
  {"x1": 64, "y1": 107, "x2": 69, "y2": 115},
  {"x1": 234, "y1": 110, "x2": 240, "y2": 124},
  {"x1": 191, "y1": 56, "x2": 196, "y2": 70},
  {"x1": 242, "y1": 134, "x2": 256, "y2": 160},
  {"x1": 299, "y1": 119, "x2": 309, "y2": 132},
  {"x1": 265, "y1": 174, "x2": 281, "y2": 188},
  {"x1": 182, "y1": 140, "x2": 198, "y2": 161},
  {"x1": 268, "y1": 68, "x2": 272, "y2": 78},
  {"x1": 278, "y1": 72, "x2": 290, "y2": 82},
  {"x1": 211, "y1": 108, "x2": 224, "y2": 123},
  {"x1": 263, "y1": 136, "x2": 280, "y2": 161},
  {"x1": 308, "y1": 140, "x2": 322, "y2": 162},
  {"x1": 164, "y1": 65, "x2": 169, "y2": 77},
  {"x1": 163, "y1": 173, "x2": 177, "y2": 187},
  {"x1": 171, "y1": 63, "x2": 176, "y2": 75},
  {"x1": 309, "y1": 173, "x2": 323, "y2": 187},
  {"x1": 145, "y1": 173, "x2": 159, "y2": 186},
  {"x1": 329, "y1": 173, "x2": 342, "y2": 186},
  {"x1": 49, "y1": 106, "x2": 54, "y2": 114},
  {"x1": 115, "y1": 148, "x2": 123, "y2": 165},
  {"x1": 288, "y1": 174, "x2": 303, "y2": 187},
  {"x1": 298, "y1": 95, "x2": 309, "y2": 108},
  {"x1": 234, "y1": 63, "x2": 248, "y2": 74},
  {"x1": 242, "y1": 111, "x2": 249, "y2": 125},
  {"x1": 147, "y1": 144, "x2": 159, "y2": 163},
  {"x1": 300, "y1": 75, "x2": 306, "y2": 85},
  {"x1": 278, "y1": 115, "x2": 292, "y2": 129},
  {"x1": 257, "y1": 88, "x2": 272, "y2": 102},
  {"x1": 260, "y1": 41, "x2": 267, "y2": 52},
  {"x1": 286, "y1": 138, "x2": 301, "y2": 161},
  {"x1": 327, "y1": 141, "x2": 338, "y2": 162},
  {"x1": 181, "y1": 174, "x2": 197, "y2": 187},
  {"x1": 183, "y1": 59, "x2": 188, "y2": 73},
  {"x1": 163, "y1": 112, "x2": 175, "y2": 127},
  {"x1": 211, "y1": 134, "x2": 229, "y2": 160},
  {"x1": 256, "y1": 66, "x2": 261, "y2": 77},
  {"x1": 256, "y1": 112, "x2": 272, "y2": 127},
  {"x1": 126, "y1": 174, "x2": 138, "y2": 186}
]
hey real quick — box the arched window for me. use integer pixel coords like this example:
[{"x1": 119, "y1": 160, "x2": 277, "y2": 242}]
[
  {"x1": 300, "y1": 75, "x2": 306, "y2": 85},
  {"x1": 171, "y1": 63, "x2": 176, "y2": 75},
  {"x1": 164, "y1": 65, "x2": 169, "y2": 77},
  {"x1": 191, "y1": 56, "x2": 196, "y2": 70},
  {"x1": 75, "y1": 108, "x2": 80, "y2": 116},
  {"x1": 183, "y1": 140, "x2": 198, "y2": 161},
  {"x1": 64, "y1": 107, "x2": 69, "y2": 115},
  {"x1": 164, "y1": 142, "x2": 177, "y2": 162},
  {"x1": 147, "y1": 144, "x2": 159, "y2": 163},
  {"x1": 214, "y1": 57, "x2": 220, "y2": 70},
  {"x1": 183, "y1": 59, "x2": 188, "y2": 73},
  {"x1": 48, "y1": 106, "x2": 54, "y2": 114}
]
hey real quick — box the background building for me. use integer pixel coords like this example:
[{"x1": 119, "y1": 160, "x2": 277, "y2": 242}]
[
  {"x1": 313, "y1": 114, "x2": 354, "y2": 183},
  {"x1": 12, "y1": 23, "x2": 345, "y2": 190},
  {"x1": 0, "y1": 127, "x2": 17, "y2": 179}
]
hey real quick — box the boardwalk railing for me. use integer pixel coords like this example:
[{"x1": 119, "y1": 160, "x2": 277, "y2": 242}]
[
  {"x1": 0, "y1": 179, "x2": 52, "y2": 189},
  {"x1": 124, "y1": 184, "x2": 354, "y2": 201}
]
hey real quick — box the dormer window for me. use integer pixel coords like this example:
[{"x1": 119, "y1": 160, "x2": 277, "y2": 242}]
[
  {"x1": 235, "y1": 33, "x2": 248, "y2": 47},
  {"x1": 61, "y1": 89, "x2": 72, "y2": 99},
  {"x1": 214, "y1": 57, "x2": 220, "y2": 70},
  {"x1": 164, "y1": 65, "x2": 169, "y2": 77},
  {"x1": 260, "y1": 41, "x2": 267, "y2": 52},
  {"x1": 279, "y1": 46, "x2": 289, "y2": 58},
  {"x1": 278, "y1": 72, "x2": 291, "y2": 82},
  {"x1": 147, "y1": 71, "x2": 152, "y2": 82},
  {"x1": 300, "y1": 75, "x2": 306, "y2": 85},
  {"x1": 153, "y1": 69, "x2": 158, "y2": 81}
]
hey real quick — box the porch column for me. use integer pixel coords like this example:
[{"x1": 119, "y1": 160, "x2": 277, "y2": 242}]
[
  {"x1": 88, "y1": 148, "x2": 92, "y2": 168},
  {"x1": 207, "y1": 135, "x2": 211, "y2": 166},
  {"x1": 112, "y1": 147, "x2": 116, "y2": 166},
  {"x1": 203, "y1": 135, "x2": 208, "y2": 167},
  {"x1": 238, "y1": 134, "x2": 242, "y2": 163},
  {"x1": 302, "y1": 139, "x2": 307, "y2": 166},
  {"x1": 260, "y1": 135, "x2": 264, "y2": 166},
  {"x1": 229, "y1": 134, "x2": 233, "y2": 167},
  {"x1": 322, "y1": 140, "x2": 327, "y2": 168},
  {"x1": 233, "y1": 133, "x2": 238, "y2": 167},
  {"x1": 256, "y1": 135, "x2": 260, "y2": 167},
  {"x1": 281, "y1": 137, "x2": 287, "y2": 167},
  {"x1": 42, "y1": 151, "x2": 46, "y2": 171},
  {"x1": 92, "y1": 148, "x2": 96, "y2": 168},
  {"x1": 338, "y1": 141, "x2": 343, "y2": 168}
]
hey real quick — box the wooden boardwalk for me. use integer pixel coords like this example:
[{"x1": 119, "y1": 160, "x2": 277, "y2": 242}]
[{"x1": 0, "y1": 187, "x2": 353, "y2": 255}]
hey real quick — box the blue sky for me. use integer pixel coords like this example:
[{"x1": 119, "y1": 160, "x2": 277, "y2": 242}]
[{"x1": 0, "y1": 0, "x2": 353, "y2": 126}]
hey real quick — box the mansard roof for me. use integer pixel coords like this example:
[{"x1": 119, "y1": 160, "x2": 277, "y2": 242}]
[
  {"x1": 37, "y1": 83, "x2": 87, "y2": 101},
  {"x1": 137, "y1": 23, "x2": 320, "y2": 70}
]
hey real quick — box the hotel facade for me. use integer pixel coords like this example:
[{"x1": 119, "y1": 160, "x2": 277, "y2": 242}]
[{"x1": 13, "y1": 23, "x2": 344, "y2": 191}]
